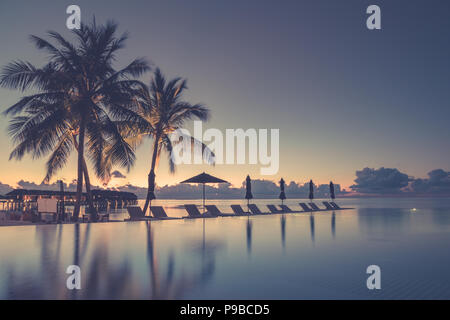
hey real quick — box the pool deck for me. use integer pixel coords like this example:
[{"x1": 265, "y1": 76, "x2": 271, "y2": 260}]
[{"x1": 0, "y1": 206, "x2": 353, "y2": 227}]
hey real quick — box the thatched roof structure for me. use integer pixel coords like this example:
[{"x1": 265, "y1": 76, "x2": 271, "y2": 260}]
[{"x1": 5, "y1": 189, "x2": 137, "y2": 201}]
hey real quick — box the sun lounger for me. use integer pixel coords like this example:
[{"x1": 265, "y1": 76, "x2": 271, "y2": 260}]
[
  {"x1": 299, "y1": 203, "x2": 312, "y2": 212},
  {"x1": 184, "y1": 204, "x2": 203, "y2": 218},
  {"x1": 205, "y1": 205, "x2": 234, "y2": 217},
  {"x1": 231, "y1": 205, "x2": 248, "y2": 216},
  {"x1": 330, "y1": 202, "x2": 341, "y2": 210},
  {"x1": 248, "y1": 204, "x2": 265, "y2": 215},
  {"x1": 184, "y1": 204, "x2": 202, "y2": 217},
  {"x1": 322, "y1": 201, "x2": 334, "y2": 210},
  {"x1": 150, "y1": 206, "x2": 181, "y2": 220},
  {"x1": 309, "y1": 203, "x2": 321, "y2": 211},
  {"x1": 126, "y1": 206, "x2": 152, "y2": 221},
  {"x1": 279, "y1": 205, "x2": 294, "y2": 213},
  {"x1": 150, "y1": 206, "x2": 168, "y2": 218},
  {"x1": 205, "y1": 205, "x2": 221, "y2": 216},
  {"x1": 184, "y1": 204, "x2": 213, "y2": 218},
  {"x1": 267, "y1": 205, "x2": 282, "y2": 213}
]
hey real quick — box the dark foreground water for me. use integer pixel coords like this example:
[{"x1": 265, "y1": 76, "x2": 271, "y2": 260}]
[{"x1": 1, "y1": 198, "x2": 450, "y2": 299}]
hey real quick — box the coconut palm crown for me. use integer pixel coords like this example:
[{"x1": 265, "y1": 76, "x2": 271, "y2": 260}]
[
  {"x1": 0, "y1": 19, "x2": 150, "y2": 220},
  {"x1": 125, "y1": 68, "x2": 213, "y2": 215}
]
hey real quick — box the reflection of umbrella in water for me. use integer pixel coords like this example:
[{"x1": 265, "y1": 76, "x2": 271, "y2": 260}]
[
  {"x1": 146, "y1": 221, "x2": 211, "y2": 299},
  {"x1": 310, "y1": 213, "x2": 315, "y2": 244},
  {"x1": 279, "y1": 178, "x2": 286, "y2": 205},
  {"x1": 331, "y1": 212, "x2": 336, "y2": 239},
  {"x1": 190, "y1": 231, "x2": 224, "y2": 282},
  {"x1": 246, "y1": 218, "x2": 252, "y2": 256},
  {"x1": 308, "y1": 179, "x2": 314, "y2": 203},
  {"x1": 181, "y1": 172, "x2": 228, "y2": 213},
  {"x1": 330, "y1": 181, "x2": 335, "y2": 200},
  {"x1": 280, "y1": 215, "x2": 286, "y2": 249},
  {"x1": 245, "y1": 175, "x2": 253, "y2": 210}
]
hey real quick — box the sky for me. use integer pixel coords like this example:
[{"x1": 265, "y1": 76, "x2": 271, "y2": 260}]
[{"x1": 0, "y1": 0, "x2": 449, "y2": 190}]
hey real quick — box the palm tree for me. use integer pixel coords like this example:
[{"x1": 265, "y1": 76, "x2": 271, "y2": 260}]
[
  {"x1": 0, "y1": 19, "x2": 150, "y2": 220},
  {"x1": 41, "y1": 115, "x2": 132, "y2": 216},
  {"x1": 128, "y1": 69, "x2": 213, "y2": 215}
]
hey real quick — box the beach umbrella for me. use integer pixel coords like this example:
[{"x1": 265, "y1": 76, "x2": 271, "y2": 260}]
[
  {"x1": 245, "y1": 175, "x2": 253, "y2": 208},
  {"x1": 279, "y1": 178, "x2": 286, "y2": 205},
  {"x1": 329, "y1": 181, "x2": 335, "y2": 200},
  {"x1": 181, "y1": 172, "x2": 228, "y2": 213},
  {"x1": 308, "y1": 179, "x2": 314, "y2": 203}
]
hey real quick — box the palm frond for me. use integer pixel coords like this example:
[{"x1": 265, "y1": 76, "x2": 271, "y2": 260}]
[
  {"x1": 0, "y1": 61, "x2": 39, "y2": 91},
  {"x1": 2, "y1": 18, "x2": 150, "y2": 191},
  {"x1": 43, "y1": 131, "x2": 74, "y2": 183},
  {"x1": 3, "y1": 92, "x2": 66, "y2": 116}
]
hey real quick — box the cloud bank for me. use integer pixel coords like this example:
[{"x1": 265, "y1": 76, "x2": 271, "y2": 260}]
[
  {"x1": 351, "y1": 167, "x2": 450, "y2": 196},
  {"x1": 410, "y1": 169, "x2": 450, "y2": 194},
  {"x1": 2, "y1": 168, "x2": 449, "y2": 198},
  {"x1": 115, "y1": 179, "x2": 344, "y2": 199},
  {"x1": 0, "y1": 178, "x2": 344, "y2": 199},
  {"x1": 350, "y1": 167, "x2": 411, "y2": 194}
]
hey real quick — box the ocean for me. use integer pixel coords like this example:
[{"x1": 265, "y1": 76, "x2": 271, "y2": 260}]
[{"x1": 1, "y1": 197, "x2": 450, "y2": 299}]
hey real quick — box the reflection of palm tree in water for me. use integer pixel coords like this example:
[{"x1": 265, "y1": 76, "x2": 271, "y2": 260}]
[
  {"x1": 6, "y1": 223, "x2": 92, "y2": 299},
  {"x1": 41, "y1": 225, "x2": 63, "y2": 292},
  {"x1": 310, "y1": 214, "x2": 315, "y2": 244},
  {"x1": 35, "y1": 225, "x2": 64, "y2": 298},
  {"x1": 331, "y1": 212, "x2": 336, "y2": 239},
  {"x1": 71, "y1": 224, "x2": 79, "y2": 299},
  {"x1": 7, "y1": 221, "x2": 221, "y2": 299},
  {"x1": 146, "y1": 220, "x2": 159, "y2": 298},
  {"x1": 38, "y1": 223, "x2": 91, "y2": 299},
  {"x1": 73, "y1": 224, "x2": 80, "y2": 266},
  {"x1": 145, "y1": 221, "x2": 220, "y2": 299},
  {"x1": 5, "y1": 226, "x2": 62, "y2": 299},
  {"x1": 71, "y1": 223, "x2": 91, "y2": 299},
  {"x1": 83, "y1": 245, "x2": 131, "y2": 299},
  {"x1": 281, "y1": 215, "x2": 286, "y2": 249},
  {"x1": 73, "y1": 223, "x2": 131, "y2": 299},
  {"x1": 73, "y1": 223, "x2": 91, "y2": 265}
]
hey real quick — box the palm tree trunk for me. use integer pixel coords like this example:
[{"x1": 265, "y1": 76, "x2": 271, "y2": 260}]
[
  {"x1": 143, "y1": 134, "x2": 160, "y2": 215},
  {"x1": 83, "y1": 161, "x2": 98, "y2": 221},
  {"x1": 72, "y1": 134, "x2": 97, "y2": 221},
  {"x1": 73, "y1": 117, "x2": 86, "y2": 221}
]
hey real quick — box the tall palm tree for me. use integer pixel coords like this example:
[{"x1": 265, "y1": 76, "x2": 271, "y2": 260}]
[
  {"x1": 128, "y1": 69, "x2": 213, "y2": 215},
  {"x1": 0, "y1": 19, "x2": 150, "y2": 220}
]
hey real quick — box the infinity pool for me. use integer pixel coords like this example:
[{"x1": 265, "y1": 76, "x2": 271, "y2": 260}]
[{"x1": 1, "y1": 198, "x2": 450, "y2": 299}]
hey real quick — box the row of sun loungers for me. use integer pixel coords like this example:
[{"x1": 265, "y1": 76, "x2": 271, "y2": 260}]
[{"x1": 127, "y1": 201, "x2": 348, "y2": 221}]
